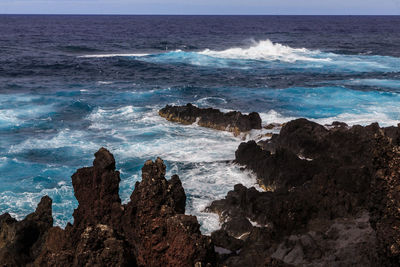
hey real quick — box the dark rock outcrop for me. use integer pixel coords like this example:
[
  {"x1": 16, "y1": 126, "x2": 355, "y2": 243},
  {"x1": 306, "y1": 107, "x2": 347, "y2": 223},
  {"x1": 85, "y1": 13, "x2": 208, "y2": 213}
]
[
  {"x1": 369, "y1": 135, "x2": 400, "y2": 266},
  {"x1": 35, "y1": 148, "x2": 134, "y2": 266},
  {"x1": 1, "y1": 148, "x2": 215, "y2": 267},
  {"x1": 208, "y1": 119, "x2": 400, "y2": 266},
  {"x1": 71, "y1": 147, "x2": 123, "y2": 234},
  {"x1": 0, "y1": 196, "x2": 53, "y2": 266},
  {"x1": 159, "y1": 103, "x2": 262, "y2": 136},
  {"x1": 122, "y1": 158, "x2": 215, "y2": 266}
]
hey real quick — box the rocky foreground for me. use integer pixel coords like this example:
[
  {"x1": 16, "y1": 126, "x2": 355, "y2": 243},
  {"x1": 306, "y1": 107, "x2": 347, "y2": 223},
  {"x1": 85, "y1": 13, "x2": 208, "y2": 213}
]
[
  {"x1": 208, "y1": 119, "x2": 400, "y2": 266},
  {"x1": 0, "y1": 149, "x2": 215, "y2": 266},
  {"x1": 159, "y1": 103, "x2": 262, "y2": 136},
  {"x1": 1, "y1": 118, "x2": 400, "y2": 266}
]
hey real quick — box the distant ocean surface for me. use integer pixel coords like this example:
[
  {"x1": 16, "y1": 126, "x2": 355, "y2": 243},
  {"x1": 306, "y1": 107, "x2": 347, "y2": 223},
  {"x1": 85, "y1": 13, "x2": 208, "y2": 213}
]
[{"x1": 1, "y1": 15, "x2": 400, "y2": 233}]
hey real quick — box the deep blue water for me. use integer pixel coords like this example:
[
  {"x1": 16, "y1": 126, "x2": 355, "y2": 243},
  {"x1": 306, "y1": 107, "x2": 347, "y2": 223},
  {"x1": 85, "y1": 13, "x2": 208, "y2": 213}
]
[{"x1": 1, "y1": 15, "x2": 400, "y2": 233}]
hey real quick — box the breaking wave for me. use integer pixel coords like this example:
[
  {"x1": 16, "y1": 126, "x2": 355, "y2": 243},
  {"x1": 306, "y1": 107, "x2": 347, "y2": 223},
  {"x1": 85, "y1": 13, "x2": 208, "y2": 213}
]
[{"x1": 198, "y1": 39, "x2": 330, "y2": 63}]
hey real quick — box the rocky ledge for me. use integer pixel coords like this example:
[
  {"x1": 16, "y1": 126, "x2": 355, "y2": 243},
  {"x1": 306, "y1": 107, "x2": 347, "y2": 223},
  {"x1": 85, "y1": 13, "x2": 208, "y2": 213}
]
[
  {"x1": 0, "y1": 148, "x2": 215, "y2": 266},
  {"x1": 159, "y1": 103, "x2": 262, "y2": 136},
  {"x1": 207, "y1": 119, "x2": 400, "y2": 266}
]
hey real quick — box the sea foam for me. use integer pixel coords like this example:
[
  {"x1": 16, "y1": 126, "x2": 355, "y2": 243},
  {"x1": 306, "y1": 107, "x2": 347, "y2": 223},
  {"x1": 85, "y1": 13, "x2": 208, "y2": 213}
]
[{"x1": 199, "y1": 39, "x2": 329, "y2": 63}]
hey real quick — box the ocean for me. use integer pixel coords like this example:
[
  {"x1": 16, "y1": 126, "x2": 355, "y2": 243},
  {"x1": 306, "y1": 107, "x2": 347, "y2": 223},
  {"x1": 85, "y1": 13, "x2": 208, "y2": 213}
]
[{"x1": 1, "y1": 15, "x2": 400, "y2": 234}]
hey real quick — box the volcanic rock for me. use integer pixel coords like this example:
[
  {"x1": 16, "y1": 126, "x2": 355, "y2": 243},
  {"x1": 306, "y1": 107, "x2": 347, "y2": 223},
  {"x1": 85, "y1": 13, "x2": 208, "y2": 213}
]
[
  {"x1": 122, "y1": 158, "x2": 215, "y2": 266},
  {"x1": 0, "y1": 196, "x2": 53, "y2": 266},
  {"x1": 71, "y1": 147, "x2": 123, "y2": 232},
  {"x1": 159, "y1": 103, "x2": 262, "y2": 136},
  {"x1": 208, "y1": 118, "x2": 400, "y2": 266},
  {"x1": 1, "y1": 148, "x2": 215, "y2": 267}
]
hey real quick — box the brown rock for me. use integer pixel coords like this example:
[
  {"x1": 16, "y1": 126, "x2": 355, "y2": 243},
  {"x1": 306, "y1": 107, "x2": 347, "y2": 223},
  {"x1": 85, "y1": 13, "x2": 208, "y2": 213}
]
[
  {"x1": 123, "y1": 158, "x2": 215, "y2": 267},
  {"x1": 72, "y1": 147, "x2": 122, "y2": 230},
  {"x1": 0, "y1": 196, "x2": 53, "y2": 266},
  {"x1": 9, "y1": 148, "x2": 215, "y2": 267},
  {"x1": 159, "y1": 103, "x2": 262, "y2": 136}
]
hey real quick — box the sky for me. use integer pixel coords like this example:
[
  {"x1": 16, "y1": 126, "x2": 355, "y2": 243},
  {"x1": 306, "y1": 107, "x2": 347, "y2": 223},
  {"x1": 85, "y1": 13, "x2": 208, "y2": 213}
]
[{"x1": 0, "y1": 0, "x2": 400, "y2": 15}]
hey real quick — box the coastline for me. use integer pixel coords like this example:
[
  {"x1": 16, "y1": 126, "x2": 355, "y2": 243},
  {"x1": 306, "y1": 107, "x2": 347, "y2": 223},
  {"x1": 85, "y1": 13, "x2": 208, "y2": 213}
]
[{"x1": 1, "y1": 105, "x2": 399, "y2": 266}]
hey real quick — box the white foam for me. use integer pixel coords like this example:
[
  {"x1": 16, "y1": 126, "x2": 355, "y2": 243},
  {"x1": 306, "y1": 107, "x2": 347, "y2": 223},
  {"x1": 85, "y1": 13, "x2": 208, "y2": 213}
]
[
  {"x1": 195, "y1": 97, "x2": 227, "y2": 106},
  {"x1": 259, "y1": 109, "x2": 400, "y2": 127},
  {"x1": 199, "y1": 39, "x2": 331, "y2": 63},
  {"x1": 8, "y1": 129, "x2": 98, "y2": 154},
  {"x1": 119, "y1": 173, "x2": 140, "y2": 204},
  {"x1": 0, "y1": 157, "x2": 6, "y2": 166},
  {"x1": 115, "y1": 128, "x2": 240, "y2": 163},
  {"x1": 96, "y1": 81, "x2": 114, "y2": 85},
  {"x1": 0, "y1": 109, "x2": 21, "y2": 126},
  {"x1": 343, "y1": 79, "x2": 400, "y2": 89},
  {"x1": 168, "y1": 162, "x2": 261, "y2": 235},
  {"x1": 87, "y1": 106, "x2": 242, "y2": 162},
  {"x1": 0, "y1": 185, "x2": 76, "y2": 227},
  {"x1": 0, "y1": 94, "x2": 41, "y2": 105},
  {"x1": 313, "y1": 112, "x2": 400, "y2": 127},
  {"x1": 259, "y1": 110, "x2": 296, "y2": 125},
  {"x1": 0, "y1": 94, "x2": 54, "y2": 128},
  {"x1": 88, "y1": 106, "x2": 142, "y2": 129}
]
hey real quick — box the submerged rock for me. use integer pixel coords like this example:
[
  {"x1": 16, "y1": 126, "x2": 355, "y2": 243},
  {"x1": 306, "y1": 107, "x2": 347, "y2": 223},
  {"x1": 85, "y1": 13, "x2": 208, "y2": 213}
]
[
  {"x1": 159, "y1": 103, "x2": 262, "y2": 136},
  {"x1": 1, "y1": 148, "x2": 215, "y2": 266}
]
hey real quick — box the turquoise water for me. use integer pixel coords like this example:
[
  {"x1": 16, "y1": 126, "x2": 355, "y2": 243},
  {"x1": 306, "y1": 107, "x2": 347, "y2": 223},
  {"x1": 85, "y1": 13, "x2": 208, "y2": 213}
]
[{"x1": 1, "y1": 15, "x2": 400, "y2": 234}]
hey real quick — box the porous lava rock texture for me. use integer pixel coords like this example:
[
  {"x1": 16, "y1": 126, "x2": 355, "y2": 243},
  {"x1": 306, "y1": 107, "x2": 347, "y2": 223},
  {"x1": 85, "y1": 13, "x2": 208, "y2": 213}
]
[
  {"x1": 208, "y1": 119, "x2": 400, "y2": 266},
  {"x1": 159, "y1": 103, "x2": 262, "y2": 136},
  {"x1": 0, "y1": 196, "x2": 53, "y2": 266}
]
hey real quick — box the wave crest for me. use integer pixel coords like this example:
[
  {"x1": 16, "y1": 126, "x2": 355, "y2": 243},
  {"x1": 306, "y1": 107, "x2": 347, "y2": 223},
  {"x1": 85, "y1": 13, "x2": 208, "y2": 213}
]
[
  {"x1": 79, "y1": 39, "x2": 330, "y2": 63},
  {"x1": 199, "y1": 39, "x2": 331, "y2": 63}
]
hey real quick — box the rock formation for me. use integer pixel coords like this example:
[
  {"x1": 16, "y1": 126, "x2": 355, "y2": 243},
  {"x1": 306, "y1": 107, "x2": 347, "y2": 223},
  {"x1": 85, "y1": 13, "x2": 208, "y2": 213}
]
[
  {"x1": 208, "y1": 119, "x2": 400, "y2": 266},
  {"x1": 0, "y1": 196, "x2": 53, "y2": 266},
  {"x1": 0, "y1": 148, "x2": 215, "y2": 266},
  {"x1": 159, "y1": 103, "x2": 262, "y2": 136}
]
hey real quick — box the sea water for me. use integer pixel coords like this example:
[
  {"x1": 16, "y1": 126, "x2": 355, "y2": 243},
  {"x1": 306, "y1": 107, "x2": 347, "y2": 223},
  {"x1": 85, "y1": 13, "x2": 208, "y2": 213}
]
[{"x1": 1, "y1": 15, "x2": 400, "y2": 234}]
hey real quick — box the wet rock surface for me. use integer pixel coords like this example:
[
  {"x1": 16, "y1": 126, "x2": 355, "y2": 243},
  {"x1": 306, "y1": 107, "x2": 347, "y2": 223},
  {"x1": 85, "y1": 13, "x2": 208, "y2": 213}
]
[
  {"x1": 1, "y1": 148, "x2": 215, "y2": 266},
  {"x1": 208, "y1": 119, "x2": 400, "y2": 266},
  {"x1": 159, "y1": 103, "x2": 262, "y2": 136}
]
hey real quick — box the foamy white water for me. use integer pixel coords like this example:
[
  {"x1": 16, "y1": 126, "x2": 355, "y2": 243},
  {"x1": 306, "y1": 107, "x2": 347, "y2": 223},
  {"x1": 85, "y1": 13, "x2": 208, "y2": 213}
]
[{"x1": 199, "y1": 39, "x2": 330, "y2": 63}]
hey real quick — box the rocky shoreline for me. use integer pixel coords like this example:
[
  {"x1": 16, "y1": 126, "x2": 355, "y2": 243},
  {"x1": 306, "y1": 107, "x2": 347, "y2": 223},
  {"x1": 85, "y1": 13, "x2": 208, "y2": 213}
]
[
  {"x1": 208, "y1": 119, "x2": 400, "y2": 266},
  {"x1": 1, "y1": 111, "x2": 399, "y2": 266}
]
